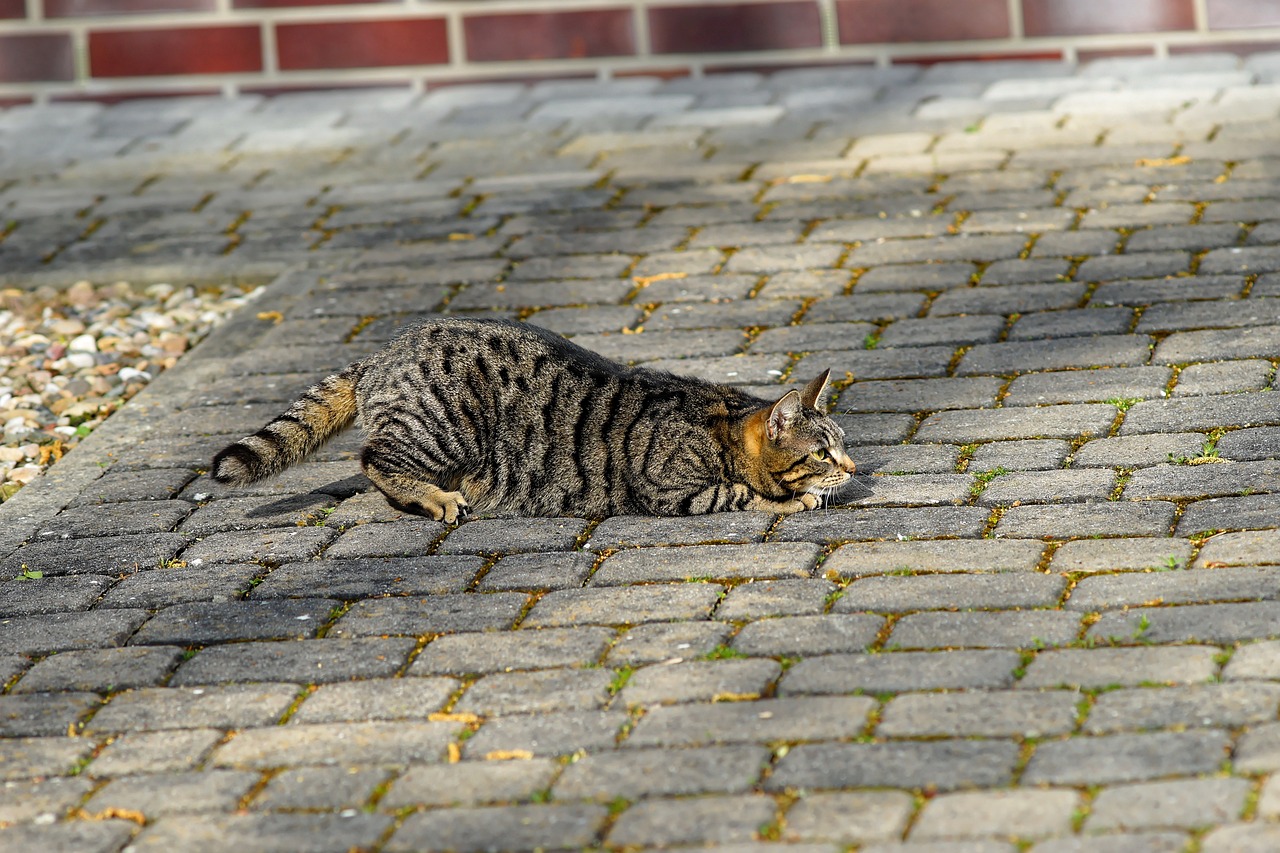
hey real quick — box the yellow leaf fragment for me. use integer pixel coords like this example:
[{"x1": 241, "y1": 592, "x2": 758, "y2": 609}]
[
  {"x1": 428, "y1": 712, "x2": 482, "y2": 724},
  {"x1": 448, "y1": 233, "x2": 477, "y2": 241},
  {"x1": 484, "y1": 749, "x2": 534, "y2": 761},
  {"x1": 781, "y1": 174, "x2": 834, "y2": 184},
  {"x1": 1135, "y1": 155, "x2": 1191, "y2": 168},
  {"x1": 255, "y1": 311, "x2": 284, "y2": 324},
  {"x1": 447, "y1": 742, "x2": 462, "y2": 764},
  {"x1": 633, "y1": 271, "x2": 688, "y2": 287},
  {"x1": 77, "y1": 808, "x2": 146, "y2": 825}
]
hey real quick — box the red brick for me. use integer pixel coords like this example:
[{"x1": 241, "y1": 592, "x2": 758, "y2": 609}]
[
  {"x1": 1207, "y1": 0, "x2": 1280, "y2": 30},
  {"x1": 0, "y1": 0, "x2": 26, "y2": 19},
  {"x1": 45, "y1": 0, "x2": 214, "y2": 17},
  {"x1": 236, "y1": 0, "x2": 389, "y2": 7},
  {"x1": 837, "y1": 0, "x2": 1009, "y2": 43},
  {"x1": 89, "y1": 26, "x2": 262, "y2": 77},
  {"x1": 0, "y1": 33, "x2": 75, "y2": 83},
  {"x1": 464, "y1": 10, "x2": 634, "y2": 62},
  {"x1": 649, "y1": 2, "x2": 821, "y2": 54},
  {"x1": 276, "y1": 18, "x2": 448, "y2": 70},
  {"x1": 1022, "y1": 0, "x2": 1195, "y2": 37}
]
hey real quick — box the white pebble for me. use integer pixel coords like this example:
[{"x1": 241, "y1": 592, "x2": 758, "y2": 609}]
[{"x1": 67, "y1": 334, "x2": 98, "y2": 353}]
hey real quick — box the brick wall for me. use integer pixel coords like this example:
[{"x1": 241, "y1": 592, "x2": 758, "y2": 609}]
[{"x1": 2, "y1": 0, "x2": 1279, "y2": 102}]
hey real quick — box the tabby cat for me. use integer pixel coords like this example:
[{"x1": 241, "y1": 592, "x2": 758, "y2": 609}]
[{"x1": 212, "y1": 318, "x2": 857, "y2": 519}]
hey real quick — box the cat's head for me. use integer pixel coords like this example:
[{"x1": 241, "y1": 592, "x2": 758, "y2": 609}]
[{"x1": 746, "y1": 369, "x2": 857, "y2": 501}]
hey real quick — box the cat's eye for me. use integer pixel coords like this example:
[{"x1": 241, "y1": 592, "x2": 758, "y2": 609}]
[{"x1": 811, "y1": 449, "x2": 829, "y2": 462}]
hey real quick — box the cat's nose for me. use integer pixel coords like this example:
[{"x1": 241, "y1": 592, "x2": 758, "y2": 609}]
[{"x1": 836, "y1": 450, "x2": 856, "y2": 474}]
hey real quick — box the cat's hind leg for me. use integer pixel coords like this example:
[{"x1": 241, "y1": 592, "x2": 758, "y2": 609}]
[{"x1": 360, "y1": 446, "x2": 470, "y2": 523}]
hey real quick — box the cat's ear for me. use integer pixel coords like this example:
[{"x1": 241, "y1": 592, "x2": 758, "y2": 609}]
[
  {"x1": 767, "y1": 389, "x2": 804, "y2": 441},
  {"x1": 800, "y1": 369, "x2": 831, "y2": 411}
]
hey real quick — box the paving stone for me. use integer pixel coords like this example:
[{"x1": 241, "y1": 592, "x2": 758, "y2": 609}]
[
  {"x1": 780, "y1": 650, "x2": 1021, "y2": 695},
  {"x1": 130, "y1": 598, "x2": 339, "y2": 646},
  {"x1": 1216, "y1": 425, "x2": 1280, "y2": 461},
  {"x1": 839, "y1": 573, "x2": 1064, "y2": 613},
  {"x1": 978, "y1": 468, "x2": 1116, "y2": 506},
  {"x1": 1179, "y1": 494, "x2": 1280, "y2": 535},
  {"x1": 386, "y1": 803, "x2": 607, "y2": 853},
  {"x1": 0, "y1": 610, "x2": 150, "y2": 655},
  {"x1": 716, "y1": 578, "x2": 837, "y2": 619},
  {"x1": 253, "y1": 555, "x2": 482, "y2": 599},
  {"x1": 911, "y1": 789, "x2": 1080, "y2": 841},
  {"x1": 957, "y1": 335, "x2": 1153, "y2": 376},
  {"x1": 1068, "y1": 566, "x2": 1280, "y2": 612},
  {"x1": 252, "y1": 765, "x2": 392, "y2": 811},
  {"x1": 626, "y1": 696, "x2": 874, "y2": 747},
  {"x1": 916, "y1": 404, "x2": 1116, "y2": 443},
  {"x1": 585, "y1": 513, "x2": 773, "y2": 549},
  {"x1": 824, "y1": 539, "x2": 1045, "y2": 576},
  {"x1": 409, "y1": 627, "x2": 614, "y2": 675},
  {"x1": 731, "y1": 613, "x2": 884, "y2": 657},
  {"x1": 320, "y1": 518, "x2": 446, "y2": 559},
  {"x1": 329, "y1": 592, "x2": 528, "y2": 637},
  {"x1": 880, "y1": 690, "x2": 1077, "y2": 738},
  {"x1": 1223, "y1": 639, "x2": 1280, "y2": 680},
  {"x1": 995, "y1": 501, "x2": 1177, "y2": 538},
  {"x1": 1235, "y1": 721, "x2": 1280, "y2": 772},
  {"x1": 1201, "y1": 823, "x2": 1280, "y2": 853},
  {"x1": 0, "y1": 691, "x2": 100, "y2": 737},
  {"x1": 1125, "y1": 460, "x2": 1280, "y2": 500},
  {"x1": 0, "y1": 820, "x2": 137, "y2": 853},
  {"x1": 1071, "y1": 433, "x2": 1206, "y2": 468},
  {"x1": 1089, "y1": 601, "x2": 1280, "y2": 645},
  {"x1": 1050, "y1": 538, "x2": 1192, "y2": 573},
  {"x1": 87, "y1": 683, "x2": 298, "y2": 733},
  {"x1": 212, "y1": 720, "x2": 459, "y2": 769},
  {"x1": 288, "y1": 677, "x2": 458, "y2": 724},
  {"x1": 437, "y1": 517, "x2": 590, "y2": 554},
  {"x1": 70, "y1": 468, "x2": 198, "y2": 506},
  {"x1": 1197, "y1": 529, "x2": 1280, "y2": 567},
  {"x1": 455, "y1": 668, "x2": 613, "y2": 715},
  {"x1": 3, "y1": 533, "x2": 191, "y2": 576},
  {"x1": 969, "y1": 439, "x2": 1072, "y2": 472},
  {"x1": 1091, "y1": 275, "x2": 1244, "y2": 307},
  {"x1": 607, "y1": 621, "x2": 733, "y2": 665},
  {"x1": 805, "y1": 293, "x2": 929, "y2": 324},
  {"x1": 792, "y1": 345, "x2": 956, "y2": 381},
  {"x1": 853, "y1": 443, "x2": 961, "y2": 474},
  {"x1": 930, "y1": 282, "x2": 1086, "y2": 316},
  {"x1": 1018, "y1": 646, "x2": 1220, "y2": 689},
  {"x1": 878, "y1": 315, "x2": 1005, "y2": 348},
  {"x1": 170, "y1": 637, "x2": 415, "y2": 686},
  {"x1": 1003, "y1": 367, "x2": 1171, "y2": 406},
  {"x1": 1021, "y1": 729, "x2": 1231, "y2": 785},
  {"x1": 12, "y1": 646, "x2": 182, "y2": 694},
  {"x1": 853, "y1": 262, "x2": 974, "y2": 291},
  {"x1": 620, "y1": 658, "x2": 781, "y2": 706},
  {"x1": 95, "y1": 564, "x2": 260, "y2": 609},
  {"x1": 832, "y1": 412, "x2": 920, "y2": 444},
  {"x1": 179, "y1": 527, "x2": 337, "y2": 565},
  {"x1": 783, "y1": 790, "x2": 915, "y2": 844},
  {"x1": 475, "y1": 552, "x2": 596, "y2": 592},
  {"x1": 128, "y1": 812, "x2": 393, "y2": 853},
  {"x1": 768, "y1": 739, "x2": 1020, "y2": 792},
  {"x1": 463, "y1": 709, "x2": 628, "y2": 758},
  {"x1": 553, "y1": 744, "x2": 768, "y2": 799},
  {"x1": 888, "y1": 610, "x2": 1080, "y2": 650},
  {"x1": 0, "y1": 774, "x2": 96, "y2": 823},
  {"x1": 606, "y1": 794, "x2": 778, "y2": 847},
  {"x1": 380, "y1": 759, "x2": 559, "y2": 809},
  {"x1": 645, "y1": 299, "x2": 801, "y2": 331},
  {"x1": 772, "y1": 506, "x2": 989, "y2": 543},
  {"x1": 1007, "y1": 307, "x2": 1135, "y2": 341},
  {"x1": 1085, "y1": 682, "x2": 1280, "y2": 734},
  {"x1": 83, "y1": 769, "x2": 260, "y2": 818},
  {"x1": 522, "y1": 584, "x2": 723, "y2": 627},
  {"x1": 0, "y1": 574, "x2": 114, "y2": 617},
  {"x1": 591, "y1": 543, "x2": 819, "y2": 585},
  {"x1": 840, "y1": 377, "x2": 1003, "y2": 413},
  {"x1": 35, "y1": 500, "x2": 195, "y2": 540},
  {"x1": 178, "y1": 494, "x2": 333, "y2": 535},
  {"x1": 87, "y1": 729, "x2": 224, "y2": 776}
]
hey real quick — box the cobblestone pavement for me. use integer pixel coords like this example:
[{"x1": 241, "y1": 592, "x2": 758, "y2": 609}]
[{"x1": 2, "y1": 54, "x2": 1280, "y2": 852}]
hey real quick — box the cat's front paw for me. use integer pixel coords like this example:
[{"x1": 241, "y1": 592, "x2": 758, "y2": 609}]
[{"x1": 797, "y1": 492, "x2": 820, "y2": 510}]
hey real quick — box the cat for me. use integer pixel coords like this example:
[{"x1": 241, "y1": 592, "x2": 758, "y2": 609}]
[{"x1": 212, "y1": 317, "x2": 857, "y2": 520}]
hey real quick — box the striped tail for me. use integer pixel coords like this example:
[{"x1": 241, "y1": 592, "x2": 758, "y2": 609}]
[{"x1": 211, "y1": 370, "x2": 359, "y2": 486}]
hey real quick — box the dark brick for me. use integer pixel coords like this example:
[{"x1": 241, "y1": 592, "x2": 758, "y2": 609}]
[
  {"x1": 170, "y1": 638, "x2": 415, "y2": 685},
  {"x1": 767, "y1": 739, "x2": 1020, "y2": 792},
  {"x1": 780, "y1": 649, "x2": 1021, "y2": 694},
  {"x1": 4, "y1": 533, "x2": 190, "y2": 577},
  {"x1": 330, "y1": 593, "x2": 528, "y2": 637},
  {"x1": 130, "y1": 599, "x2": 340, "y2": 646},
  {"x1": 252, "y1": 556, "x2": 483, "y2": 599}
]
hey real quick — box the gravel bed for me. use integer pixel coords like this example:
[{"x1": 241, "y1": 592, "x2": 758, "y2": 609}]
[{"x1": 0, "y1": 280, "x2": 261, "y2": 500}]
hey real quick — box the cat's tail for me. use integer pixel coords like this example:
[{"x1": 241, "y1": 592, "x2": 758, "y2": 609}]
[{"x1": 211, "y1": 369, "x2": 359, "y2": 486}]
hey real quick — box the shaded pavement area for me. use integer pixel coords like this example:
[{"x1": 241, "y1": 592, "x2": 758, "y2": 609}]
[{"x1": 3, "y1": 54, "x2": 1280, "y2": 852}]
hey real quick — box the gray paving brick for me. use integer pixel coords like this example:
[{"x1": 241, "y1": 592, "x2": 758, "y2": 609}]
[
  {"x1": 1089, "y1": 601, "x2": 1280, "y2": 645},
  {"x1": 1069, "y1": 566, "x2": 1280, "y2": 612},
  {"x1": 978, "y1": 468, "x2": 1116, "y2": 506},
  {"x1": 804, "y1": 292, "x2": 929, "y2": 323},
  {"x1": 287, "y1": 678, "x2": 457, "y2": 724},
  {"x1": 793, "y1": 345, "x2": 956, "y2": 381},
  {"x1": 730, "y1": 613, "x2": 884, "y2": 657},
  {"x1": 1050, "y1": 538, "x2": 1192, "y2": 573},
  {"x1": 620, "y1": 658, "x2": 782, "y2": 706},
  {"x1": 0, "y1": 774, "x2": 96, "y2": 823},
  {"x1": 437, "y1": 517, "x2": 590, "y2": 554},
  {"x1": 783, "y1": 790, "x2": 914, "y2": 844},
  {"x1": 128, "y1": 812, "x2": 393, "y2": 853},
  {"x1": 455, "y1": 668, "x2": 612, "y2": 715},
  {"x1": 1003, "y1": 367, "x2": 1170, "y2": 406},
  {"x1": 1085, "y1": 682, "x2": 1280, "y2": 734},
  {"x1": 1021, "y1": 729, "x2": 1230, "y2": 786},
  {"x1": 554, "y1": 744, "x2": 768, "y2": 799},
  {"x1": 95, "y1": 564, "x2": 260, "y2": 610},
  {"x1": 590, "y1": 543, "x2": 819, "y2": 585},
  {"x1": 910, "y1": 789, "x2": 1079, "y2": 841},
  {"x1": 130, "y1": 598, "x2": 339, "y2": 646},
  {"x1": 824, "y1": 540, "x2": 1044, "y2": 576},
  {"x1": 751, "y1": 321, "x2": 876, "y2": 353},
  {"x1": 995, "y1": 501, "x2": 1177, "y2": 538},
  {"x1": 606, "y1": 794, "x2": 780, "y2": 847},
  {"x1": 4, "y1": 533, "x2": 191, "y2": 577},
  {"x1": 0, "y1": 821, "x2": 138, "y2": 853},
  {"x1": 213, "y1": 720, "x2": 459, "y2": 769},
  {"x1": 87, "y1": 729, "x2": 224, "y2": 777},
  {"x1": 0, "y1": 574, "x2": 113, "y2": 617},
  {"x1": 252, "y1": 765, "x2": 391, "y2": 811},
  {"x1": 306, "y1": 517, "x2": 444, "y2": 559},
  {"x1": 888, "y1": 610, "x2": 1079, "y2": 650},
  {"x1": 839, "y1": 377, "x2": 1004, "y2": 412},
  {"x1": 878, "y1": 315, "x2": 1006, "y2": 348},
  {"x1": 177, "y1": 494, "x2": 332, "y2": 535},
  {"x1": 772, "y1": 506, "x2": 988, "y2": 543},
  {"x1": 1196, "y1": 529, "x2": 1280, "y2": 567},
  {"x1": 879, "y1": 690, "x2": 1077, "y2": 738},
  {"x1": 854, "y1": 443, "x2": 961, "y2": 474},
  {"x1": 970, "y1": 439, "x2": 1073, "y2": 472},
  {"x1": 1179, "y1": 494, "x2": 1280, "y2": 535},
  {"x1": 178, "y1": 526, "x2": 337, "y2": 566},
  {"x1": 409, "y1": 627, "x2": 614, "y2": 675},
  {"x1": 0, "y1": 610, "x2": 149, "y2": 655},
  {"x1": 930, "y1": 283, "x2": 1086, "y2": 316},
  {"x1": 718, "y1": 579, "x2": 837, "y2": 620},
  {"x1": 958, "y1": 335, "x2": 1153, "y2": 376},
  {"x1": 607, "y1": 621, "x2": 732, "y2": 665},
  {"x1": 463, "y1": 709, "x2": 628, "y2": 758},
  {"x1": 1071, "y1": 433, "x2": 1206, "y2": 468},
  {"x1": 1224, "y1": 639, "x2": 1280, "y2": 680},
  {"x1": 585, "y1": 512, "x2": 773, "y2": 549},
  {"x1": 1090, "y1": 275, "x2": 1244, "y2": 307},
  {"x1": 1007, "y1": 306, "x2": 1136, "y2": 341},
  {"x1": 780, "y1": 650, "x2": 1021, "y2": 695},
  {"x1": 329, "y1": 592, "x2": 527, "y2": 637},
  {"x1": 380, "y1": 759, "x2": 559, "y2": 809},
  {"x1": 35, "y1": 500, "x2": 194, "y2": 540},
  {"x1": 522, "y1": 584, "x2": 723, "y2": 627},
  {"x1": 0, "y1": 692, "x2": 100, "y2": 737},
  {"x1": 1174, "y1": 360, "x2": 1274, "y2": 397},
  {"x1": 768, "y1": 739, "x2": 1020, "y2": 792},
  {"x1": 386, "y1": 803, "x2": 606, "y2": 853},
  {"x1": 83, "y1": 769, "x2": 260, "y2": 818},
  {"x1": 627, "y1": 696, "x2": 874, "y2": 747},
  {"x1": 12, "y1": 646, "x2": 182, "y2": 694},
  {"x1": 838, "y1": 573, "x2": 1064, "y2": 613},
  {"x1": 477, "y1": 552, "x2": 596, "y2": 591},
  {"x1": 170, "y1": 637, "x2": 414, "y2": 686},
  {"x1": 917, "y1": 405, "x2": 1117, "y2": 443},
  {"x1": 87, "y1": 683, "x2": 298, "y2": 733},
  {"x1": 1019, "y1": 645, "x2": 1220, "y2": 689},
  {"x1": 252, "y1": 555, "x2": 482, "y2": 599}
]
